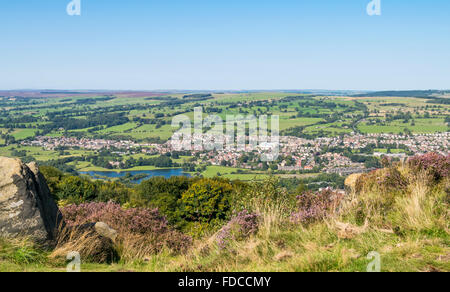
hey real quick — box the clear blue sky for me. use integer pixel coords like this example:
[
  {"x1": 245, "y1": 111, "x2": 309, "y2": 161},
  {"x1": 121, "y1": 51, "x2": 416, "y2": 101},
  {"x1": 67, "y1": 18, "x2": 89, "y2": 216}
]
[{"x1": 0, "y1": 0, "x2": 449, "y2": 90}]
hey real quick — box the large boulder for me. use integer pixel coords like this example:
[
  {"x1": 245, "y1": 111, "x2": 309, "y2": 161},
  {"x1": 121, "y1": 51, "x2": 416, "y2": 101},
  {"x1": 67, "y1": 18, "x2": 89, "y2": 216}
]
[
  {"x1": 0, "y1": 157, "x2": 63, "y2": 245},
  {"x1": 344, "y1": 173, "x2": 363, "y2": 191}
]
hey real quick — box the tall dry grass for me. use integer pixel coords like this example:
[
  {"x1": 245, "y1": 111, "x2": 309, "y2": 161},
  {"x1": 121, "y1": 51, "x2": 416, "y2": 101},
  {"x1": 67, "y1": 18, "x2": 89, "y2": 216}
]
[
  {"x1": 343, "y1": 162, "x2": 449, "y2": 234},
  {"x1": 395, "y1": 171, "x2": 435, "y2": 230},
  {"x1": 51, "y1": 224, "x2": 117, "y2": 264}
]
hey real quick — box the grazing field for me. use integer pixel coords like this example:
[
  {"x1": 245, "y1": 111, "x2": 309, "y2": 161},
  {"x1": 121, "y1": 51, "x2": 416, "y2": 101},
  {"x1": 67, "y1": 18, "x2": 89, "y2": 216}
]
[
  {"x1": 199, "y1": 165, "x2": 271, "y2": 181},
  {"x1": 0, "y1": 91, "x2": 448, "y2": 178},
  {"x1": 11, "y1": 129, "x2": 39, "y2": 140},
  {"x1": 126, "y1": 124, "x2": 174, "y2": 140},
  {"x1": 358, "y1": 118, "x2": 448, "y2": 134}
]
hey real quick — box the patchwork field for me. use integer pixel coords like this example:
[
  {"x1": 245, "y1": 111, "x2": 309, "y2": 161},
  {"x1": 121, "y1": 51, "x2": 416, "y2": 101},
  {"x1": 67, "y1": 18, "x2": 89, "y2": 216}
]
[{"x1": 0, "y1": 91, "x2": 448, "y2": 178}]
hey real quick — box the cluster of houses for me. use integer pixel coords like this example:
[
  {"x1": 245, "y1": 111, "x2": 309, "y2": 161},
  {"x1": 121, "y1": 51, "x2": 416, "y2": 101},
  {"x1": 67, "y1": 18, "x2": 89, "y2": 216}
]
[
  {"x1": 166, "y1": 132, "x2": 449, "y2": 172},
  {"x1": 22, "y1": 136, "x2": 142, "y2": 151},
  {"x1": 22, "y1": 132, "x2": 449, "y2": 174}
]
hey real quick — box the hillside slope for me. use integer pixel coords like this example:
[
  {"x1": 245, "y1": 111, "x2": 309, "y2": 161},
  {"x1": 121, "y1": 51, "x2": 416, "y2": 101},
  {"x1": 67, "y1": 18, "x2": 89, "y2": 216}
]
[{"x1": 1, "y1": 154, "x2": 449, "y2": 272}]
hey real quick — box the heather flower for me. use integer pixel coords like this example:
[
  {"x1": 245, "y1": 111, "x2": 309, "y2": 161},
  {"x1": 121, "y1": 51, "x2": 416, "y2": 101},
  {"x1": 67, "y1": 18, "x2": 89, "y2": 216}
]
[
  {"x1": 291, "y1": 188, "x2": 343, "y2": 225},
  {"x1": 408, "y1": 153, "x2": 450, "y2": 181},
  {"x1": 61, "y1": 202, "x2": 192, "y2": 254},
  {"x1": 216, "y1": 210, "x2": 259, "y2": 249},
  {"x1": 355, "y1": 167, "x2": 408, "y2": 194}
]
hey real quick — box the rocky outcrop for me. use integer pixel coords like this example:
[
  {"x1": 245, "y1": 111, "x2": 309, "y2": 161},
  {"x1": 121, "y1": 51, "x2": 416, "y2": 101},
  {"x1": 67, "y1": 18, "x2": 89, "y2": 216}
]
[
  {"x1": 0, "y1": 157, "x2": 63, "y2": 245},
  {"x1": 344, "y1": 173, "x2": 363, "y2": 191}
]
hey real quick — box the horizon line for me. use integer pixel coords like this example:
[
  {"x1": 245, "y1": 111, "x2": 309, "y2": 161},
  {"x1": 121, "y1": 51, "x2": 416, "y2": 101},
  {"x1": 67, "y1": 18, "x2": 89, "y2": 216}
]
[{"x1": 1, "y1": 88, "x2": 449, "y2": 93}]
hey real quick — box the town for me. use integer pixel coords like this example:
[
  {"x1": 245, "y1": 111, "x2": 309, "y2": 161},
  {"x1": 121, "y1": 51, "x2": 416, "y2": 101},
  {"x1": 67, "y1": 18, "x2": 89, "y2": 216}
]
[{"x1": 22, "y1": 131, "x2": 450, "y2": 175}]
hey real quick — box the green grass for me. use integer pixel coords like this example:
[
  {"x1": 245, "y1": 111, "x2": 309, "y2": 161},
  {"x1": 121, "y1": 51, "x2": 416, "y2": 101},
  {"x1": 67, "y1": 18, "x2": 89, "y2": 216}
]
[
  {"x1": 125, "y1": 124, "x2": 175, "y2": 141},
  {"x1": 358, "y1": 118, "x2": 448, "y2": 134},
  {"x1": 172, "y1": 155, "x2": 192, "y2": 163},
  {"x1": 2, "y1": 225, "x2": 448, "y2": 272},
  {"x1": 97, "y1": 122, "x2": 138, "y2": 134},
  {"x1": 199, "y1": 166, "x2": 311, "y2": 181},
  {"x1": 304, "y1": 121, "x2": 353, "y2": 135},
  {"x1": 0, "y1": 238, "x2": 48, "y2": 271},
  {"x1": 0, "y1": 146, "x2": 99, "y2": 162},
  {"x1": 373, "y1": 148, "x2": 405, "y2": 154},
  {"x1": 11, "y1": 129, "x2": 38, "y2": 140},
  {"x1": 278, "y1": 117, "x2": 324, "y2": 131}
]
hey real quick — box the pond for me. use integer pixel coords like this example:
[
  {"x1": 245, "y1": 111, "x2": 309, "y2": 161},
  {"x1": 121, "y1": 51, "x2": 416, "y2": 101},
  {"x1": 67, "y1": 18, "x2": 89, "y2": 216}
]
[{"x1": 81, "y1": 168, "x2": 191, "y2": 184}]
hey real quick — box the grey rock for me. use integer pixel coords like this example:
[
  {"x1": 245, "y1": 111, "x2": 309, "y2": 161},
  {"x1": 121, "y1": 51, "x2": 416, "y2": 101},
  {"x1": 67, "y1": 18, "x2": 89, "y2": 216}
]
[
  {"x1": 0, "y1": 157, "x2": 63, "y2": 245},
  {"x1": 95, "y1": 222, "x2": 118, "y2": 242}
]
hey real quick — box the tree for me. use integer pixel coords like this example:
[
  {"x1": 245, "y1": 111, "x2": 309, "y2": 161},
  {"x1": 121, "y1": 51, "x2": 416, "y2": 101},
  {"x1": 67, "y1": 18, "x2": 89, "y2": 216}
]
[
  {"x1": 269, "y1": 163, "x2": 278, "y2": 171},
  {"x1": 40, "y1": 166, "x2": 65, "y2": 200},
  {"x1": 135, "y1": 176, "x2": 193, "y2": 224},
  {"x1": 56, "y1": 176, "x2": 97, "y2": 203},
  {"x1": 295, "y1": 181, "x2": 307, "y2": 195},
  {"x1": 179, "y1": 178, "x2": 233, "y2": 223}
]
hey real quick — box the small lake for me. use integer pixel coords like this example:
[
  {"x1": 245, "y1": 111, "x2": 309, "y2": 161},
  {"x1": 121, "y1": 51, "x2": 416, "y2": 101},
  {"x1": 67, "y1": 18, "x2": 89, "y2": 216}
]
[{"x1": 81, "y1": 169, "x2": 191, "y2": 184}]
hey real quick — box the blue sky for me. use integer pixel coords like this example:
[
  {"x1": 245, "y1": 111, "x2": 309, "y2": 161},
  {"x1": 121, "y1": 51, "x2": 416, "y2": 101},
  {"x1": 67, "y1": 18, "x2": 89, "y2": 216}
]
[{"x1": 0, "y1": 0, "x2": 449, "y2": 90}]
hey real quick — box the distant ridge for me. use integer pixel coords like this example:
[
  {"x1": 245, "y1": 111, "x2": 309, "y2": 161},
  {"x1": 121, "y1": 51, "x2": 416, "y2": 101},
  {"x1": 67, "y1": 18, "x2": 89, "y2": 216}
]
[
  {"x1": 352, "y1": 90, "x2": 450, "y2": 98},
  {"x1": 0, "y1": 90, "x2": 167, "y2": 98}
]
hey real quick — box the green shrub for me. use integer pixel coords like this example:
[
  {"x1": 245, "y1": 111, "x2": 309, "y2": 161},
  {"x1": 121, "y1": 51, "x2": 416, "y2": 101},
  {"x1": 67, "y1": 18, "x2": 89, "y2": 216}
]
[
  {"x1": 178, "y1": 178, "x2": 233, "y2": 224},
  {"x1": 232, "y1": 177, "x2": 296, "y2": 217},
  {"x1": 56, "y1": 176, "x2": 98, "y2": 203},
  {"x1": 0, "y1": 238, "x2": 47, "y2": 265},
  {"x1": 355, "y1": 167, "x2": 408, "y2": 194}
]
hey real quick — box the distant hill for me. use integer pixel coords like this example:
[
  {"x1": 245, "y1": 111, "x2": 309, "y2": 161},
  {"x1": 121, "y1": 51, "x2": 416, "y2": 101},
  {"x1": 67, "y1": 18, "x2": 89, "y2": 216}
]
[
  {"x1": 352, "y1": 90, "x2": 450, "y2": 98},
  {"x1": 352, "y1": 90, "x2": 450, "y2": 104},
  {"x1": 0, "y1": 90, "x2": 168, "y2": 98}
]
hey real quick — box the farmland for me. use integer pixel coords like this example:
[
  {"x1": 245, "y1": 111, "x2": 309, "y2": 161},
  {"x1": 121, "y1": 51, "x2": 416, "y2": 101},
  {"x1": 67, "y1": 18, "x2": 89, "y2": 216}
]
[{"x1": 0, "y1": 90, "x2": 448, "y2": 181}]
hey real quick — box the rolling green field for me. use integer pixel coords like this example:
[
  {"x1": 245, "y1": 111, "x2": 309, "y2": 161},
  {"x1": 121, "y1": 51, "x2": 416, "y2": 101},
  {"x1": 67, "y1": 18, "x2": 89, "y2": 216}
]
[
  {"x1": 11, "y1": 129, "x2": 39, "y2": 140},
  {"x1": 199, "y1": 165, "x2": 270, "y2": 181},
  {"x1": 0, "y1": 92, "x2": 448, "y2": 178},
  {"x1": 358, "y1": 118, "x2": 448, "y2": 134},
  {"x1": 2, "y1": 93, "x2": 448, "y2": 141}
]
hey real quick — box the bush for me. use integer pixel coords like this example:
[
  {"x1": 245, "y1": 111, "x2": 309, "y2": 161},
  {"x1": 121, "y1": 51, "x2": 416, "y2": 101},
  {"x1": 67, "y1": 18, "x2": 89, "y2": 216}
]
[
  {"x1": 232, "y1": 177, "x2": 296, "y2": 216},
  {"x1": 408, "y1": 153, "x2": 450, "y2": 181},
  {"x1": 56, "y1": 176, "x2": 97, "y2": 203},
  {"x1": 134, "y1": 176, "x2": 194, "y2": 225},
  {"x1": 291, "y1": 188, "x2": 343, "y2": 225},
  {"x1": 178, "y1": 178, "x2": 233, "y2": 224},
  {"x1": 231, "y1": 178, "x2": 296, "y2": 237},
  {"x1": 355, "y1": 167, "x2": 408, "y2": 194},
  {"x1": 40, "y1": 166, "x2": 65, "y2": 200},
  {"x1": 62, "y1": 202, "x2": 167, "y2": 234},
  {"x1": 216, "y1": 210, "x2": 259, "y2": 249},
  {"x1": 61, "y1": 202, "x2": 192, "y2": 256}
]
